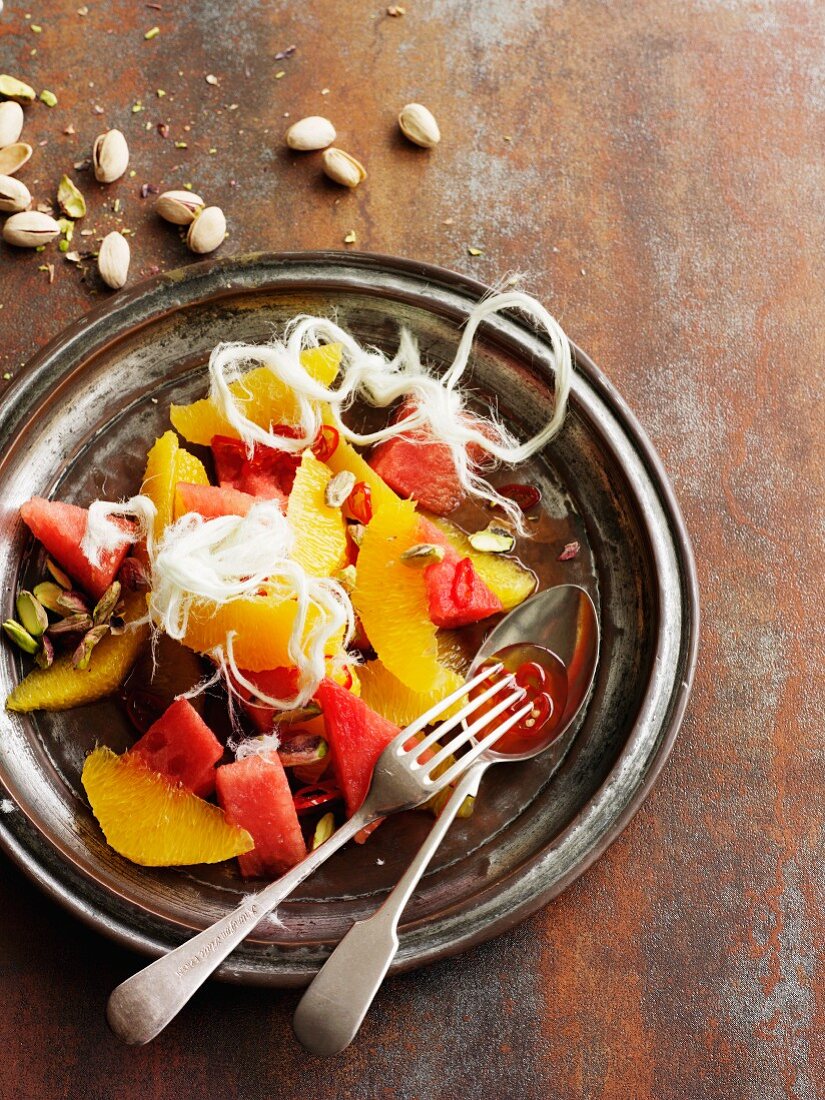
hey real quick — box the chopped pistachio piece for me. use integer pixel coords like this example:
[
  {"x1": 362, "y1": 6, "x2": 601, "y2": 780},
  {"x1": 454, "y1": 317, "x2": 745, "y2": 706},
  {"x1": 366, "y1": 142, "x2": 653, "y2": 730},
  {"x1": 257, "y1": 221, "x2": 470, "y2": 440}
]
[
  {"x1": 45, "y1": 557, "x2": 73, "y2": 589},
  {"x1": 93, "y1": 580, "x2": 121, "y2": 626},
  {"x1": 400, "y1": 542, "x2": 446, "y2": 567},
  {"x1": 35, "y1": 635, "x2": 55, "y2": 669},
  {"x1": 47, "y1": 612, "x2": 93, "y2": 637},
  {"x1": 39, "y1": 90, "x2": 57, "y2": 107},
  {"x1": 335, "y1": 564, "x2": 357, "y2": 592},
  {"x1": 33, "y1": 581, "x2": 66, "y2": 615},
  {"x1": 324, "y1": 469, "x2": 356, "y2": 509},
  {"x1": 72, "y1": 623, "x2": 109, "y2": 670},
  {"x1": 55, "y1": 590, "x2": 90, "y2": 616},
  {"x1": 312, "y1": 812, "x2": 336, "y2": 850},
  {"x1": 15, "y1": 591, "x2": 49, "y2": 637},
  {"x1": 57, "y1": 176, "x2": 86, "y2": 218},
  {"x1": 467, "y1": 525, "x2": 516, "y2": 554},
  {"x1": 2, "y1": 619, "x2": 39, "y2": 654}
]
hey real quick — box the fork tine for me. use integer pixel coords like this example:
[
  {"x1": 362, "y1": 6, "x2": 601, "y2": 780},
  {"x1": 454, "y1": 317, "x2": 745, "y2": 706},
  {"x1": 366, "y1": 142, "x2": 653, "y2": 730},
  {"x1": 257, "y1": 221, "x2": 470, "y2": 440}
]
[
  {"x1": 423, "y1": 687, "x2": 525, "y2": 776},
  {"x1": 432, "y1": 701, "x2": 535, "y2": 790},
  {"x1": 398, "y1": 662, "x2": 504, "y2": 743},
  {"x1": 405, "y1": 673, "x2": 518, "y2": 761}
]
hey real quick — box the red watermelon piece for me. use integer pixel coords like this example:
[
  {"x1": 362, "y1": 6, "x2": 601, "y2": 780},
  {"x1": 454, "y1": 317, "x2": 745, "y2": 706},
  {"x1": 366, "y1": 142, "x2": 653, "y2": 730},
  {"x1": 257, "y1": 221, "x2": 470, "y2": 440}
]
[
  {"x1": 211, "y1": 432, "x2": 300, "y2": 503},
  {"x1": 216, "y1": 755, "x2": 306, "y2": 878},
  {"x1": 418, "y1": 518, "x2": 503, "y2": 628},
  {"x1": 176, "y1": 482, "x2": 259, "y2": 520},
  {"x1": 315, "y1": 678, "x2": 401, "y2": 817},
  {"x1": 20, "y1": 497, "x2": 130, "y2": 600},
  {"x1": 129, "y1": 698, "x2": 223, "y2": 797},
  {"x1": 235, "y1": 667, "x2": 300, "y2": 733}
]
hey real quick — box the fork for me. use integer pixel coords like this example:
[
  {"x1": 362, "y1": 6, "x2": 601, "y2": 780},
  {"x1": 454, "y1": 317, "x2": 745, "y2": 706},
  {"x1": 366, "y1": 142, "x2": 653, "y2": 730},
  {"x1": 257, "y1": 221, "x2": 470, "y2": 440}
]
[{"x1": 106, "y1": 664, "x2": 532, "y2": 1045}]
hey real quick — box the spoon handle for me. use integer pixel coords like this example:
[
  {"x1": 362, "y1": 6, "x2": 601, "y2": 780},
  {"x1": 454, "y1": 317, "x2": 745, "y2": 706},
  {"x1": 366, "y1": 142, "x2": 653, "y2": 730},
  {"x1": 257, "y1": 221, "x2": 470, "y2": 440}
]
[
  {"x1": 106, "y1": 808, "x2": 372, "y2": 1046},
  {"x1": 293, "y1": 760, "x2": 488, "y2": 1056}
]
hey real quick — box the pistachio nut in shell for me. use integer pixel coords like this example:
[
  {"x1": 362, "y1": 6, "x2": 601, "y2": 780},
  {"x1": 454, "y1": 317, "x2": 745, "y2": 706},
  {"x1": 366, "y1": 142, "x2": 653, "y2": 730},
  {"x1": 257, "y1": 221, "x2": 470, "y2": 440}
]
[
  {"x1": 92, "y1": 129, "x2": 129, "y2": 183},
  {"x1": 0, "y1": 174, "x2": 31, "y2": 213},
  {"x1": 155, "y1": 189, "x2": 204, "y2": 225},
  {"x1": 2, "y1": 210, "x2": 59, "y2": 247},
  {"x1": 97, "y1": 231, "x2": 130, "y2": 289},
  {"x1": 285, "y1": 115, "x2": 336, "y2": 151},
  {"x1": 0, "y1": 75, "x2": 36, "y2": 104},
  {"x1": 398, "y1": 103, "x2": 441, "y2": 148},
  {"x1": 0, "y1": 142, "x2": 33, "y2": 177},
  {"x1": 186, "y1": 205, "x2": 226, "y2": 254},
  {"x1": 321, "y1": 147, "x2": 367, "y2": 188},
  {"x1": 0, "y1": 101, "x2": 24, "y2": 148}
]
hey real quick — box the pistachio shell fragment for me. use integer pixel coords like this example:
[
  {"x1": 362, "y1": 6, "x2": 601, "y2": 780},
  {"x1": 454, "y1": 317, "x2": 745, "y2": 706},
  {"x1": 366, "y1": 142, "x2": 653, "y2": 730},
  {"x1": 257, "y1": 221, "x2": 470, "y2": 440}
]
[
  {"x1": 92, "y1": 128, "x2": 129, "y2": 183},
  {"x1": 347, "y1": 523, "x2": 366, "y2": 547},
  {"x1": 312, "y1": 812, "x2": 336, "y2": 849},
  {"x1": 324, "y1": 469, "x2": 356, "y2": 508},
  {"x1": 0, "y1": 101, "x2": 24, "y2": 147},
  {"x1": 46, "y1": 558, "x2": 73, "y2": 589},
  {"x1": 321, "y1": 147, "x2": 367, "y2": 188},
  {"x1": 3, "y1": 619, "x2": 39, "y2": 654},
  {"x1": 285, "y1": 115, "x2": 336, "y2": 151},
  {"x1": 467, "y1": 525, "x2": 516, "y2": 554},
  {"x1": 155, "y1": 189, "x2": 204, "y2": 225},
  {"x1": 0, "y1": 75, "x2": 36, "y2": 104},
  {"x1": 0, "y1": 141, "x2": 33, "y2": 176},
  {"x1": 97, "y1": 230, "x2": 130, "y2": 289},
  {"x1": 0, "y1": 173, "x2": 31, "y2": 213},
  {"x1": 186, "y1": 205, "x2": 225, "y2": 253},
  {"x1": 398, "y1": 103, "x2": 441, "y2": 148},
  {"x1": 2, "y1": 210, "x2": 59, "y2": 247},
  {"x1": 400, "y1": 542, "x2": 447, "y2": 567},
  {"x1": 16, "y1": 591, "x2": 48, "y2": 637},
  {"x1": 57, "y1": 174, "x2": 86, "y2": 218}
]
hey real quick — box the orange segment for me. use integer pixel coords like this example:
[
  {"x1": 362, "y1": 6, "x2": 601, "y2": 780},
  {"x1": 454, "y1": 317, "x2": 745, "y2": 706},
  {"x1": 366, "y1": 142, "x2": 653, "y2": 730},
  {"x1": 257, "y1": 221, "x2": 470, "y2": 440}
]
[
  {"x1": 180, "y1": 595, "x2": 341, "y2": 672},
  {"x1": 430, "y1": 517, "x2": 537, "y2": 612},
  {"x1": 141, "y1": 430, "x2": 178, "y2": 541},
  {"x1": 358, "y1": 659, "x2": 464, "y2": 727},
  {"x1": 353, "y1": 496, "x2": 457, "y2": 694},
  {"x1": 82, "y1": 746, "x2": 253, "y2": 866},
  {"x1": 287, "y1": 451, "x2": 348, "y2": 578},
  {"x1": 6, "y1": 592, "x2": 150, "y2": 712},
  {"x1": 173, "y1": 449, "x2": 209, "y2": 520},
  {"x1": 170, "y1": 345, "x2": 343, "y2": 446}
]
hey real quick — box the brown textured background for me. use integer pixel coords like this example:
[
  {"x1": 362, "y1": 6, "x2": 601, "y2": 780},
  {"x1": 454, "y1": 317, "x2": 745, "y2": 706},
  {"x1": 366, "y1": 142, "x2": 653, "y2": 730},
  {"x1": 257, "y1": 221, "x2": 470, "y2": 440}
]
[{"x1": 1, "y1": 2, "x2": 823, "y2": 1098}]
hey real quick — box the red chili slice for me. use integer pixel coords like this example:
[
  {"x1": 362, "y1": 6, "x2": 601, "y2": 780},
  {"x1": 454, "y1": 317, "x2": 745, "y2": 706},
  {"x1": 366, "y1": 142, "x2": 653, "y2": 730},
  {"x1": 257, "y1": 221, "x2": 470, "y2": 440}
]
[
  {"x1": 347, "y1": 481, "x2": 373, "y2": 524},
  {"x1": 515, "y1": 660, "x2": 548, "y2": 693},
  {"x1": 450, "y1": 557, "x2": 475, "y2": 609},
  {"x1": 497, "y1": 483, "x2": 542, "y2": 512},
  {"x1": 122, "y1": 688, "x2": 167, "y2": 734},
  {"x1": 293, "y1": 782, "x2": 342, "y2": 814},
  {"x1": 311, "y1": 424, "x2": 340, "y2": 463}
]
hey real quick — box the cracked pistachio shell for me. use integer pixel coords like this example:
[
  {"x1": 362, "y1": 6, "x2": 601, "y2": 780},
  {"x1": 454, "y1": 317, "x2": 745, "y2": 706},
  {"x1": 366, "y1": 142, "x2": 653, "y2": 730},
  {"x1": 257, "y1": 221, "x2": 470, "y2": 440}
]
[
  {"x1": 0, "y1": 101, "x2": 24, "y2": 148},
  {"x1": 285, "y1": 115, "x2": 336, "y2": 151},
  {"x1": 0, "y1": 173, "x2": 31, "y2": 213},
  {"x1": 398, "y1": 102, "x2": 441, "y2": 148},
  {"x1": 155, "y1": 189, "x2": 205, "y2": 225},
  {"x1": 57, "y1": 174, "x2": 86, "y2": 218},
  {"x1": 186, "y1": 205, "x2": 226, "y2": 254},
  {"x1": 97, "y1": 231, "x2": 130, "y2": 289},
  {"x1": 321, "y1": 147, "x2": 367, "y2": 188},
  {"x1": 0, "y1": 141, "x2": 32, "y2": 176},
  {"x1": 0, "y1": 75, "x2": 36, "y2": 104},
  {"x1": 2, "y1": 210, "x2": 59, "y2": 247},
  {"x1": 92, "y1": 128, "x2": 129, "y2": 183}
]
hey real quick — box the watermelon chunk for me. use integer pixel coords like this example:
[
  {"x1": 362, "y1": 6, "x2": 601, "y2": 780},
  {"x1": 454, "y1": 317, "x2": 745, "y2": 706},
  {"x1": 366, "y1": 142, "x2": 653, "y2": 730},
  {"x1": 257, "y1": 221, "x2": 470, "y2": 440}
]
[
  {"x1": 129, "y1": 698, "x2": 223, "y2": 797},
  {"x1": 236, "y1": 667, "x2": 300, "y2": 733},
  {"x1": 418, "y1": 517, "x2": 502, "y2": 628},
  {"x1": 20, "y1": 497, "x2": 130, "y2": 600},
  {"x1": 211, "y1": 432, "x2": 300, "y2": 503},
  {"x1": 175, "y1": 482, "x2": 259, "y2": 520},
  {"x1": 315, "y1": 678, "x2": 400, "y2": 816},
  {"x1": 215, "y1": 755, "x2": 306, "y2": 878}
]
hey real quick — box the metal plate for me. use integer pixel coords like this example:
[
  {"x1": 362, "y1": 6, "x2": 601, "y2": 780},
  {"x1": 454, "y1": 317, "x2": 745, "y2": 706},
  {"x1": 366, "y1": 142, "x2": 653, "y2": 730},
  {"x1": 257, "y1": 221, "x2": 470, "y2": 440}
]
[{"x1": 0, "y1": 251, "x2": 699, "y2": 986}]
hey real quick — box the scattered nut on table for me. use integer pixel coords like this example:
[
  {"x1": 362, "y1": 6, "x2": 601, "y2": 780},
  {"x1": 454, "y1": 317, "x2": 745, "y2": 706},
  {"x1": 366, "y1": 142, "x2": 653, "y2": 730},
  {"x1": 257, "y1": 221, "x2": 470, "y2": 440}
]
[
  {"x1": 285, "y1": 116, "x2": 336, "y2": 151},
  {"x1": 0, "y1": 75, "x2": 36, "y2": 104},
  {"x1": 155, "y1": 189, "x2": 205, "y2": 225},
  {"x1": 2, "y1": 210, "x2": 60, "y2": 247},
  {"x1": 0, "y1": 101, "x2": 24, "y2": 148},
  {"x1": 0, "y1": 174, "x2": 31, "y2": 214},
  {"x1": 0, "y1": 142, "x2": 32, "y2": 177},
  {"x1": 97, "y1": 231, "x2": 130, "y2": 289},
  {"x1": 398, "y1": 103, "x2": 441, "y2": 148},
  {"x1": 186, "y1": 205, "x2": 226, "y2": 253},
  {"x1": 321, "y1": 147, "x2": 367, "y2": 188},
  {"x1": 92, "y1": 129, "x2": 129, "y2": 183}
]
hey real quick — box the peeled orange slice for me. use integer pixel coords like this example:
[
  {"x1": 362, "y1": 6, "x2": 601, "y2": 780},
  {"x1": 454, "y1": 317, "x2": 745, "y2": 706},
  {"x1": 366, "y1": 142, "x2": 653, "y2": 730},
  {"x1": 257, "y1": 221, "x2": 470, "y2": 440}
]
[
  {"x1": 353, "y1": 496, "x2": 457, "y2": 694},
  {"x1": 6, "y1": 592, "x2": 150, "y2": 712},
  {"x1": 82, "y1": 746, "x2": 253, "y2": 866},
  {"x1": 358, "y1": 658, "x2": 464, "y2": 727},
  {"x1": 141, "y1": 431, "x2": 208, "y2": 544},
  {"x1": 173, "y1": 449, "x2": 210, "y2": 520},
  {"x1": 430, "y1": 517, "x2": 537, "y2": 611},
  {"x1": 287, "y1": 451, "x2": 348, "y2": 578},
  {"x1": 169, "y1": 345, "x2": 343, "y2": 446}
]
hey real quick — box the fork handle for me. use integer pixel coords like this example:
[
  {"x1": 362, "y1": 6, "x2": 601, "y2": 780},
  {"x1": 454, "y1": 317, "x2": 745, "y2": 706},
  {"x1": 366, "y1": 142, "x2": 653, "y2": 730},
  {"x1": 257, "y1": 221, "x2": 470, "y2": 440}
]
[
  {"x1": 107, "y1": 807, "x2": 372, "y2": 1046},
  {"x1": 293, "y1": 760, "x2": 488, "y2": 1056}
]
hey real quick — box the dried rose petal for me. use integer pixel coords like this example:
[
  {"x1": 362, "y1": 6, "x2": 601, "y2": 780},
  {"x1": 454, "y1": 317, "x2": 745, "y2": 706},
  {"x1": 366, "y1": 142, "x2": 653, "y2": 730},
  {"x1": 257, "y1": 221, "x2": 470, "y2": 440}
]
[
  {"x1": 496, "y1": 483, "x2": 542, "y2": 512},
  {"x1": 557, "y1": 540, "x2": 580, "y2": 561}
]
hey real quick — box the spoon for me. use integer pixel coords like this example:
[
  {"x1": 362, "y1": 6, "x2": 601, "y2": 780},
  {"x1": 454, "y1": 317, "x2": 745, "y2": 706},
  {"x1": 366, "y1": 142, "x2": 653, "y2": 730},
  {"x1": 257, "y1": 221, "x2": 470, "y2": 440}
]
[{"x1": 293, "y1": 583, "x2": 599, "y2": 1056}]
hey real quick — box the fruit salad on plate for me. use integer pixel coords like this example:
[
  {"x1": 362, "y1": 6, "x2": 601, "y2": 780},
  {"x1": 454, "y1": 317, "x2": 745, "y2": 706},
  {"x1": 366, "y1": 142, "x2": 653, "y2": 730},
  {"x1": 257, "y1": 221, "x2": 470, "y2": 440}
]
[{"x1": 2, "y1": 291, "x2": 573, "y2": 880}]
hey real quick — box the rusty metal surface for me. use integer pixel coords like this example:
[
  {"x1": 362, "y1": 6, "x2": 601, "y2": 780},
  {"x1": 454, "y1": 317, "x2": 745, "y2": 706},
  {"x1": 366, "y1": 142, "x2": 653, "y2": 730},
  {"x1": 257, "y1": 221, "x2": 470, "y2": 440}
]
[{"x1": 0, "y1": 1, "x2": 822, "y2": 1098}]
